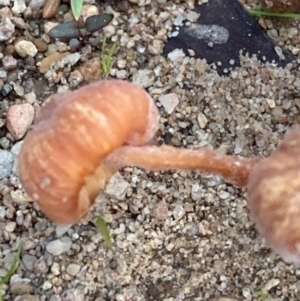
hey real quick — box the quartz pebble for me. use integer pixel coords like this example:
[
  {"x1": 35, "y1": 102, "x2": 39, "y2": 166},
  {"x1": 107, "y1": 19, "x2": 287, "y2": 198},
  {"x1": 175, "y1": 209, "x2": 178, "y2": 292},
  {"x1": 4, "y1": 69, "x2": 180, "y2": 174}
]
[
  {"x1": 12, "y1": 0, "x2": 27, "y2": 15},
  {"x1": 2, "y1": 55, "x2": 18, "y2": 71},
  {"x1": 266, "y1": 98, "x2": 276, "y2": 108},
  {"x1": 15, "y1": 41, "x2": 38, "y2": 58},
  {"x1": 66, "y1": 263, "x2": 81, "y2": 276},
  {"x1": 0, "y1": 150, "x2": 14, "y2": 179},
  {"x1": 0, "y1": 207, "x2": 5, "y2": 219},
  {"x1": 158, "y1": 93, "x2": 179, "y2": 114},
  {"x1": 172, "y1": 204, "x2": 185, "y2": 220},
  {"x1": 265, "y1": 278, "x2": 280, "y2": 291},
  {"x1": 104, "y1": 172, "x2": 130, "y2": 200},
  {"x1": 167, "y1": 49, "x2": 185, "y2": 62},
  {"x1": 197, "y1": 112, "x2": 208, "y2": 129},
  {"x1": 132, "y1": 69, "x2": 156, "y2": 88},
  {"x1": 25, "y1": 92, "x2": 37, "y2": 104},
  {"x1": 0, "y1": 10, "x2": 15, "y2": 41},
  {"x1": 46, "y1": 238, "x2": 72, "y2": 256},
  {"x1": 56, "y1": 225, "x2": 71, "y2": 238}
]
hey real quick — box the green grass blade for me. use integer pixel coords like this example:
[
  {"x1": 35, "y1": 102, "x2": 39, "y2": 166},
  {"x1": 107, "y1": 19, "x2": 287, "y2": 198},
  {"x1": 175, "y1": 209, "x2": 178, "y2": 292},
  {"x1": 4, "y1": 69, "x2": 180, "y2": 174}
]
[
  {"x1": 101, "y1": 36, "x2": 108, "y2": 75},
  {"x1": 0, "y1": 242, "x2": 23, "y2": 286},
  {"x1": 71, "y1": 0, "x2": 83, "y2": 21},
  {"x1": 248, "y1": 8, "x2": 300, "y2": 18},
  {"x1": 0, "y1": 241, "x2": 23, "y2": 301},
  {"x1": 256, "y1": 290, "x2": 267, "y2": 301},
  {"x1": 108, "y1": 41, "x2": 117, "y2": 61},
  {"x1": 100, "y1": 36, "x2": 117, "y2": 79},
  {"x1": 102, "y1": 35, "x2": 107, "y2": 54},
  {"x1": 95, "y1": 216, "x2": 113, "y2": 248}
]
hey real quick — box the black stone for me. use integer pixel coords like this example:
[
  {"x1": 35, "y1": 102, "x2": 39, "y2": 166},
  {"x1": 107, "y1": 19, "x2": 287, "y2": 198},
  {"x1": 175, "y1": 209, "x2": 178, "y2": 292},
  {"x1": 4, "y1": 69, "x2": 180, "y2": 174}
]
[
  {"x1": 0, "y1": 83, "x2": 13, "y2": 97},
  {"x1": 164, "y1": 0, "x2": 295, "y2": 75}
]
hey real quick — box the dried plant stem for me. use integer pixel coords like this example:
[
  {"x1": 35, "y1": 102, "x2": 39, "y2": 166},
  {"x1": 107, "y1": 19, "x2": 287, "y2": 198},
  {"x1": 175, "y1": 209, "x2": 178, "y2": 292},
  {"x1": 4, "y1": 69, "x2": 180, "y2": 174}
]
[{"x1": 105, "y1": 145, "x2": 261, "y2": 187}]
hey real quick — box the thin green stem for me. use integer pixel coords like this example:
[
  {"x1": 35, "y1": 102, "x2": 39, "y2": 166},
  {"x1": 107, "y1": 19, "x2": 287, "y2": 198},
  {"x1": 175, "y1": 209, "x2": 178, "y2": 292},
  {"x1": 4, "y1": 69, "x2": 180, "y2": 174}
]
[
  {"x1": 100, "y1": 35, "x2": 117, "y2": 79},
  {"x1": 0, "y1": 242, "x2": 23, "y2": 301},
  {"x1": 95, "y1": 216, "x2": 112, "y2": 248},
  {"x1": 248, "y1": 9, "x2": 300, "y2": 18}
]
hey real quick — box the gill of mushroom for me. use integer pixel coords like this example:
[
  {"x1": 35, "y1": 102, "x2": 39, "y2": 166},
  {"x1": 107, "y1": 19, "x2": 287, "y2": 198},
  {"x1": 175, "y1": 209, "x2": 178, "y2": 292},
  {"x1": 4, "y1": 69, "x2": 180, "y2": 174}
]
[{"x1": 18, "y1": 79, "x2": 300, "y2": 264}]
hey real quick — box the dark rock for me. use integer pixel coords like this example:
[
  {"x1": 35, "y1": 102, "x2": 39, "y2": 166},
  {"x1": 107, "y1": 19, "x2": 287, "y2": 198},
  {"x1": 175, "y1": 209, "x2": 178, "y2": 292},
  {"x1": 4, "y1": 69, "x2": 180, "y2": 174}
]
[
  {"x1": 164, "y1": 0, "x2": 295, "y2": 75},
  {"x1": 0, "y1": 83, "x2": 13, "y2": 96}
]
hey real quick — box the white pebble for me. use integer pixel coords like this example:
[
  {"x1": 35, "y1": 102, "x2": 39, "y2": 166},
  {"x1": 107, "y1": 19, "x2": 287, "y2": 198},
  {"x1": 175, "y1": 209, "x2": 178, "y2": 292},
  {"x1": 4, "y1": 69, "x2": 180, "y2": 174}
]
[
  {"x1": 104, "y1": 172, "x2": 130, "y2": 200},
  {"x1": 158, "y1": 93, "x2": 179, "y2": 115},
  {"x1": 132, "y1": 69, "x2": 156, "y2": 88},
  {"x1": 15, "y1": 40, "x2": 38, "y2": 57},
  {"x1": 266, "y1": 98, "x2": 276, "y2": 109},
  {"x1": 46, "y1": 238, "x2": 72, "y2": 256},
  {"x1": 12, "y1": 0, "x2": 27, "y2": 16},
  {"x1": 0, "y1": 150, "x2": 14, "y2": 179},
  {"x1": 197, "y1": 112, "x2": 208, "y2": 129}
]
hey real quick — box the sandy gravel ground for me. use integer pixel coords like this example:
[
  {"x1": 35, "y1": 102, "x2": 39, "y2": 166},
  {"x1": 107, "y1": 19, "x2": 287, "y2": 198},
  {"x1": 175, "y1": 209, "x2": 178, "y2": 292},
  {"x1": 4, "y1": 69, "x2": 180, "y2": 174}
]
[{"x1": 1, "y1": 0, "x2": 300, "y2": 300}]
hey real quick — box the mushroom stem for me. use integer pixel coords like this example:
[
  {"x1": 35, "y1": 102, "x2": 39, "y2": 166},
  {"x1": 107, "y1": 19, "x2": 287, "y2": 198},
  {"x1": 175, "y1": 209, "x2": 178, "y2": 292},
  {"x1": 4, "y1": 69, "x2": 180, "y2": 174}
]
[{"x1": 105, "y1": 145, "x2": 261, "y2": 187}]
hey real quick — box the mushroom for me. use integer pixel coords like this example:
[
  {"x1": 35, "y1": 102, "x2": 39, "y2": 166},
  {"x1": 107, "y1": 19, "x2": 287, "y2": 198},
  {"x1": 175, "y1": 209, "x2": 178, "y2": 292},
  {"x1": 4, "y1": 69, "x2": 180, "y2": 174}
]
[{"x1": 18, "y1": 79, "x2": 300, "y2": 264}]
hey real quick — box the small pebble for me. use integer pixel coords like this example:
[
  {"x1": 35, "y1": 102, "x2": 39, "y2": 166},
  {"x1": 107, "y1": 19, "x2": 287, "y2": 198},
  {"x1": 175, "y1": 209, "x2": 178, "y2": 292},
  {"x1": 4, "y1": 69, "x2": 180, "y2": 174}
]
[
  {"x1": 158, "y1": 93, "x2": 179, "y2": 114},
  {"x1": 81, "y1": 5, "x2": 98, "y2": 21},
  {"x1": 152, "y1": 200, "x2": 168, "y2": 220},
  {"x1": 61, "y1": 289, "x2": 84, "y2": 301},
  {"x1": 0, "y1": 150, "x2": 14, "y2": 179},
  {"x1": 2, "y1": 55, "x2": 18, "y2": 71},
  {"x1": 12, "y1": 0, "x2": 27, "y2": 15},
  {"x1": 0, "y1": 207, "x2": 5, "y2": 219},
  {"x1": 56, "y1": 225, "x2": 71, "y2": 238},
  {"x1": 0, "y1": 83, "x2": 13, "y2": 96},
  {"x1": 197, "y1": 112, "x2": 208, "y2": 129},
  {"x1": 265, "y1": 278, "x2": 280, "y2": 291},
  {"x1": 78, "y1": 57, "x2": 102, "y2": 82},
  {"x1": 66, "y1": 263, "x2": 81, "y2": 276},
  {"x1": 6, "y1": 103, "x2": 35, "y2": 140},
  {"x1": 172, "y1": 204, "x2": 185, "y2": 220},
  {"x1": 51, "y1": 262, "x2": 61, "y2": 275},
  {"x1": 22, "y1": 254, "x2": 37, "y2": 272},
  {"x1": 266, "y1": 98, "x2": 276, "y2": 109},
  {"x1": 13, "y1": 294, "x2": 40, "y2": 301},
  {"x1": 5, "y1": 222, "x2": 16, "y2": 232},
  {"x1": 104, "y1": 172, "x2": 130, "y2": 200},
  {"x1": 25, "y1": 92, "x2": 37, "y2": 104},
  {"x1": 68, "y1": 70, "x2": 83, "y2": 87},
  {"x1": 0, "y1": 10, "x2": 15, "y2": 41},
  {"x1": 42, "y1": 281, "x2": 52, "y2": 290},
  {"x1": 46, "y1": 237, "x2": 72, "y2": 256},
  {"x1": 10, "y1": 275, "x2": 32, "y2": 295},
  {"x1": 15, "y1": 40, "x2": 38, "y2": 58},
  {"x1": 132, "y1": 69, "x2": 156, "y2": 88},
  {"x1": 39, "y1": 52, "x2": 70, "y2": 74}
]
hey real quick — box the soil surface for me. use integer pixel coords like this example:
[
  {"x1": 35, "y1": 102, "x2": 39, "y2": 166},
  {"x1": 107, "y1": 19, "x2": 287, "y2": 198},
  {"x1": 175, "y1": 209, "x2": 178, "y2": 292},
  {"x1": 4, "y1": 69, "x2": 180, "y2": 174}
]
[{"x1": 1, "y1": 0, "x2": 300, "y2": 300}]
